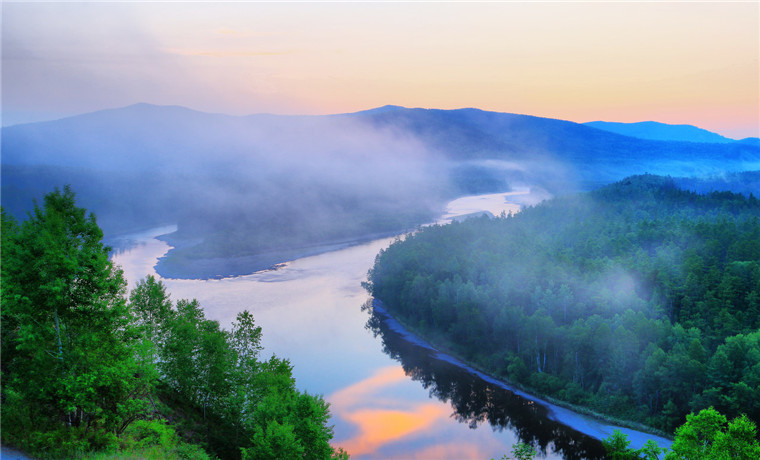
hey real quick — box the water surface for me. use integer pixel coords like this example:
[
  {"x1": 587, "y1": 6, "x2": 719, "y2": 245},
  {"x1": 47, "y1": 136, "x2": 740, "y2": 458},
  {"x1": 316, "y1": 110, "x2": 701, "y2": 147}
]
[{"x1": 111, "y1": 190, "x2": 667, "y2": 458}]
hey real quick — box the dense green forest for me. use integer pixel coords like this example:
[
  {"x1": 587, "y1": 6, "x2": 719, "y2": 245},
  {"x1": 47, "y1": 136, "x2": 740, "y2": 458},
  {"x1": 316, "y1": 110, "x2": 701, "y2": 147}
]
[
  {"x1": 365, "y1": 174, "x2": 760, "y2": 434},
  {"x1": 1, "y1": 187, "x2": 347, "y2": 459}
]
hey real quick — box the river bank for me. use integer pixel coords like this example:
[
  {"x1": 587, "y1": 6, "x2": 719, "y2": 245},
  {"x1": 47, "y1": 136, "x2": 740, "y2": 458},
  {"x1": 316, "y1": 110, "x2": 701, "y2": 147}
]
[
  {"x1": 110, "y1": 188, "x2": 654, "y2": 458},
  {"x1": 1, "y1": 445, "x2": 33, "y2": 460},
  {"x1": 150, "y1": 188, "x2": 541, "y2": 280},
  {"x1": 370, "y1": 299, "x2": 674, "y2": 452},
  {"x1": 153, "y1": 229, "x2": 416, "y2": 280}
]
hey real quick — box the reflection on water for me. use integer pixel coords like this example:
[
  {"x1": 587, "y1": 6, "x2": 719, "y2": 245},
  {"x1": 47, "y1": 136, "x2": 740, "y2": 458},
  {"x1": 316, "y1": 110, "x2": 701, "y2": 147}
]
[
  {"x1": 110, "y1": 190, "x2": 669, "y2": 459},
  {"x1": 112, "y1": 229, "x2": 530, "y2": 458},
  {"x1": 364, "y1": 300, "x2": 606, "y2": 460},
  {"x1": 329, "y1": 366, "x2": 452, "y2": 457}
]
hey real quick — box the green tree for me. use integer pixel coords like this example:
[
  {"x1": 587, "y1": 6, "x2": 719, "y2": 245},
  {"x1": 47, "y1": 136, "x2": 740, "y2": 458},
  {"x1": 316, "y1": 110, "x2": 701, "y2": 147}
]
[
  {"x1": 491, "y1": 442, "x2": 537, "y2": 460},
  {"x1": 712, "y1": 414, "x2": 760, "y2": 459},
  {"x1": 511, "y1": 441, "x2": 537, "y2": 460},
  {"x1": 639, "y1": 440, "x2": 667, "y2": 460},
  {"x1": 1, "y1": 186, "x2": 148, "y2": 440},
  {"x1": 665, "y1": 407, "x2": 760, "y2": 459},
  {"x1": 226, "y1": 310, "x2": 265, "y2": 442},
  {"x1": 160, "y1": 298, "x2": 235, "y2": 422},
  {"x1": 129, "y1": 275, "x2": 174, "y2": 366},
  {"x1": 2, "y1": 188, "x2": 348, "y2": 458},
  {"x1": 602, "y1": 429, "x2": 640, "y2": 460},
  {"x1": 605, "y1": 408, "x2": 760, "y2": 460},
  {"x1": 241, "y1": 356, "x2": 339, "y2": 460},
  {"x1": 231, "y1": 310, "x2": 264, "y2": 380},
  {"x1": 603, "y1": 430, "x2": 668, "y2": 460}
]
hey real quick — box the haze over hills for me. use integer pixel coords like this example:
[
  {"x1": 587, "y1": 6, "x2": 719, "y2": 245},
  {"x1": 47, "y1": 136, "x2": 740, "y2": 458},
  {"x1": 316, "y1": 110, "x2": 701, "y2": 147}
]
[
  {"x1": 673, "y1": 170, "x2": 760, "y2": 197},
  {"x1": 3, "y1": 104, "x2": 759, "y2": 278},
  {"x1": 584, "y1": 120, "x2": 743, "y2": 144}
]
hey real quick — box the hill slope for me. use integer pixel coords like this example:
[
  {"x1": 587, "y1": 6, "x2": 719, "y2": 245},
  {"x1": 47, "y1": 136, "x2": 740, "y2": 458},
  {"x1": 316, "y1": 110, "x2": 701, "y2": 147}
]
[
  {"x1": 584, "y1": 120, "x2": 735, "y2": 143},
  {"x1": 3, "y1": 104, "x2": 759, "y2": 277}
]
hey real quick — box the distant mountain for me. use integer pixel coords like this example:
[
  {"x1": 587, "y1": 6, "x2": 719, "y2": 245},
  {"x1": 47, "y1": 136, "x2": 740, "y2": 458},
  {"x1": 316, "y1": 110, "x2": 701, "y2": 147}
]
[
  {"x1": 352, "y1": 106, "x2": 760, "y2": 185},
  {"x1": 3, "y1": 104, "x2": 759, "y2": 277},
  {"x1": 584, "y1": 120, "x2": 735, "y2": 144},
  {"x1": 738, "y1": 137, "x2": 760, "y2": 146}
]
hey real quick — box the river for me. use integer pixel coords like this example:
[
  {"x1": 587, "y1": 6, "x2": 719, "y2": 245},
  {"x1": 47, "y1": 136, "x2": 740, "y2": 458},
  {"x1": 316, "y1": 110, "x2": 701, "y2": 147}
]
[{"x1": 110, "y1": 190, "x2": 670, "y2": 459}]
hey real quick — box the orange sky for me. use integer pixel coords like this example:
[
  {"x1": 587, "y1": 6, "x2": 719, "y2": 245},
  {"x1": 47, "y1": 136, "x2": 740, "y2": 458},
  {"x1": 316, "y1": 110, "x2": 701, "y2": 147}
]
[{"x1": 3, "y1": 2, "x2": 758, "y2": 138}]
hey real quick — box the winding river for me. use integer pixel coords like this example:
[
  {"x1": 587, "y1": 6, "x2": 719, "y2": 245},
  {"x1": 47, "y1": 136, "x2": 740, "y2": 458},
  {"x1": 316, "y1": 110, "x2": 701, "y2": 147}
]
[{"x1": 110, "y1": 190, "x2": 671, "y2": 459}]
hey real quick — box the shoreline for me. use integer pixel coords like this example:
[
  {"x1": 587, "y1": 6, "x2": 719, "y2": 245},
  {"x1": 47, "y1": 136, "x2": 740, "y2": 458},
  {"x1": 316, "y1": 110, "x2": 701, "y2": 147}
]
[
  {"x1": 370, "y1": 299, "x2": 674, "y2": 451},
  {"x1": 118, "y1": 189, "x2": 528, "y2": 280},
  {"x1": 0, "y1": 445, "x2": 33, "y2": 460},
  {"x1": 153, "y1": 229, "x2": 408, "y2": 280}
]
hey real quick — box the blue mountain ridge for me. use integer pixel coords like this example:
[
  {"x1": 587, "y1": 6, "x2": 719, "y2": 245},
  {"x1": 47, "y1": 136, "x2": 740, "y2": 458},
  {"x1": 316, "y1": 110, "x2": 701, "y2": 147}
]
[
  {"x1": 584, "y1": 120, "x2": 741, "y2": 144},
  {"x1": 3, "y1": 103, "x2": 758, "y2": 277}
]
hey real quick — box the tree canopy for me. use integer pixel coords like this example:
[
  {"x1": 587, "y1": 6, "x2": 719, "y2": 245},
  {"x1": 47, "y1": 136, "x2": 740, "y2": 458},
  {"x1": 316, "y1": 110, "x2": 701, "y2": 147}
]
[
  {"x1": 603, "y1": 407, "x2": 760, "y2": 459},
  {"x1": 365, "y1": 175, "x2": 760, "y2": 432},
  {"x1": 1, "y1": 187, "x2": 347, "y2": 459}
]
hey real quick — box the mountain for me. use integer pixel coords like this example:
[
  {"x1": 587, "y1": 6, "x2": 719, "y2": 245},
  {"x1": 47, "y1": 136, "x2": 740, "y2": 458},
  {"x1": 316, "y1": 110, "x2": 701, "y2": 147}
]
[
  {"x1": 353, "y1": 107, "x2": 760, "y2": 186},
  {"x1": 584, "y1": 120, "x2": 735, "y2": 143},
  {"x1": 3, "y1": 104, "x2": 759, "y2": 277},
  {"x1": 738, "y1": 137, "x2": 760, "y2": 146}
]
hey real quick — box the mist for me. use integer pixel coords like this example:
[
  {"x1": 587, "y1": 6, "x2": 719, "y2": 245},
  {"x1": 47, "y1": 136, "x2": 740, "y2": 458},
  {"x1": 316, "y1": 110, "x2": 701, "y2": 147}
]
[
  {"x1": 2, "y1": 105, "x2": 456, "y2": 277},
  {"x1": 3, "y1": 104, "x2": 758, "y2": 278}
]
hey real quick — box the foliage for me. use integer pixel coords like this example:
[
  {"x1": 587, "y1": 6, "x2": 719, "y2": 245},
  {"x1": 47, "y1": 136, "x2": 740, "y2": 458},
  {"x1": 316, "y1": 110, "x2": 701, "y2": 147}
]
[
  {"x1": 1, "y1": 187, "x2": 347, "y2": 459},
  {"x1": 511, "y1": 442, "x2": 537, "y2": 460},
  {"x1": 125, "y1": 277, "x2": 346, "y2": 459},
  {"x1": 665, "y1": 408, "x2": 760, "y2": 459},
  {"x1": 603, "y1": 408, "x2": 760, "y2": 459},
  {"x1": 602, "y1": 430, "x2": 640, "y2": 460},
  {"x1": 1, "y1": 186, "x2": 148, "y2": 442},
  {"x1": 491, "y1": 442, "x2": 537, "y2": 460},
  {"x1": 366, "y1": 175, "x2": 760, "y2": 431}
]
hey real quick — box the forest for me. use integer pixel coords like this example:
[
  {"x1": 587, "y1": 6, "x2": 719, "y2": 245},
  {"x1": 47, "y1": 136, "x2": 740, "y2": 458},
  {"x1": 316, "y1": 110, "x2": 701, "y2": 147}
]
[
  {"x1": 365, "y1": 174, "x2": 760, "y2": 435},
  {"x1": 0, "y1": 187, "x2": 347, "y2": 459},
  {"x1": 3, "y1": 181, "x2": 760, "y2": 459}
]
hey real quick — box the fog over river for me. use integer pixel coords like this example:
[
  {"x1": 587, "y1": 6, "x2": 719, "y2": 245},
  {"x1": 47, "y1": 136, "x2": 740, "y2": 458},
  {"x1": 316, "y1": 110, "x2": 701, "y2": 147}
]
[{"x1": 111, "y1": 190, "x2": 670, "y2": 459}]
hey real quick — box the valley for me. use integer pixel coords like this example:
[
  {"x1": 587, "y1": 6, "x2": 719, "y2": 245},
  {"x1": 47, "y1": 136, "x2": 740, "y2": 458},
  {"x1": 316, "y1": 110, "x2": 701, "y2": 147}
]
[{"x1": 3, "y1": 105, "x2": 759, "y2": 459}]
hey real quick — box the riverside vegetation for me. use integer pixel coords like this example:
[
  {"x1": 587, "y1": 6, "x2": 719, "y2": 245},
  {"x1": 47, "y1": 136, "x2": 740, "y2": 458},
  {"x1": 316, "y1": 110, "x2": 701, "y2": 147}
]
[
  {"x1": 497, "y1": 408, "x2": 760, "y2": 459},
  {"x1": 1, "y1": 186, "x2": 348, "y2": 459},
  {"x1": 365, "y1": 174, "x2": 760, "y2": 456},
  {"x1": 5, "y1": 179, "x2": 760, "y2": 459}
]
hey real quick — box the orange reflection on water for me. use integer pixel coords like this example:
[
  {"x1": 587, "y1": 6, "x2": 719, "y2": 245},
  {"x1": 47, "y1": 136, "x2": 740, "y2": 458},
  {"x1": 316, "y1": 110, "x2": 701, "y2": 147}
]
[
  {"x1": 330, "y1": 366, "x2": 408, "y2": 408},
  {"x1": 340, "y1": 404, "x2": 450, "y2": 456},
  {"x1": 329, "y1": 365, "x2": 452, "y2": 457}
]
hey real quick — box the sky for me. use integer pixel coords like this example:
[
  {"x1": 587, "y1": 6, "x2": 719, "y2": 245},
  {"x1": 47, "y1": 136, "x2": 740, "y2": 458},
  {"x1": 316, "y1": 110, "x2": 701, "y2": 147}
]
[{"x1": 2, "y1": 1, "x2": 758, "y2": 139}]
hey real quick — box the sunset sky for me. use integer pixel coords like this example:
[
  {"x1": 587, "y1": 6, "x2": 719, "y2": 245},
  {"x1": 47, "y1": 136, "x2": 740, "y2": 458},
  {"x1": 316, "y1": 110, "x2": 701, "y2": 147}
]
[{"x1": 3, "y1": 1, "x2": 758, "y2": 139}]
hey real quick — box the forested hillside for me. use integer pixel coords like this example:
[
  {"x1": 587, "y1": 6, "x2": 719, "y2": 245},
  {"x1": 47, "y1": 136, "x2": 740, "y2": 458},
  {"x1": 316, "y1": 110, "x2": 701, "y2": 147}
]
[
  {"x1": 674, "y1": 170, "x2": 760, "y2": 197},
  {"x1": 365, "y1": 174, "x2": 760, "y2": 433},
  {"x1": 0, "y1": 187, "x2": 346, "y2": 459}
]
